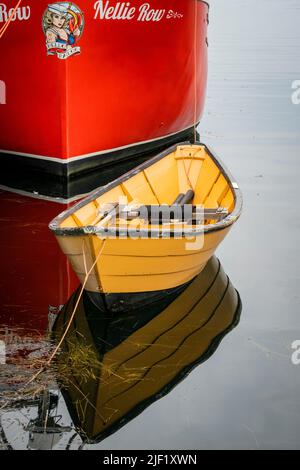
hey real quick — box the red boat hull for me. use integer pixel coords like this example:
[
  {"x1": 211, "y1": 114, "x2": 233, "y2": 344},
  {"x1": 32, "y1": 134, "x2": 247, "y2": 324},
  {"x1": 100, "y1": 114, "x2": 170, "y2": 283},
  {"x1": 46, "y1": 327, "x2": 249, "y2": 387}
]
[{"x1": 0, "y1": 0, "x2": 208, "y2": 176}]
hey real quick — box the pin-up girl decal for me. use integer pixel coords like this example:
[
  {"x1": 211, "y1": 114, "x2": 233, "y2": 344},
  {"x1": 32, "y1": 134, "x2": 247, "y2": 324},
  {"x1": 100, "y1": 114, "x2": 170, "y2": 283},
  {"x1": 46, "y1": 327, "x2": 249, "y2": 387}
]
[{"x1": 42, "y1": 3, "x2": 84, "y2": 60}]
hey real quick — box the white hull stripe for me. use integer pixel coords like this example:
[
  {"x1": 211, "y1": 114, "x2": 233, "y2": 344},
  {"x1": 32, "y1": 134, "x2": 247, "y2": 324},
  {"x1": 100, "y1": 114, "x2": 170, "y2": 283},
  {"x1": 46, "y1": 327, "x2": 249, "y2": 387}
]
[
  {"x1": 0, "y1": 125, "x2": 198, "y2": 164},
  {"x1": 0, "y1": 184, "x2": 88, "y2": 204}
]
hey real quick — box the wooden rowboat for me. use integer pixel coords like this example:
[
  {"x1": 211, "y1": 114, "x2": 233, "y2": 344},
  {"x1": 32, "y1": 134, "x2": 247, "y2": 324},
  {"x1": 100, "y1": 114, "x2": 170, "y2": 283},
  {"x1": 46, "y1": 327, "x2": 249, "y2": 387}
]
[{"x1": 49, "y1": 143, "x2": 242, "y2": 295}]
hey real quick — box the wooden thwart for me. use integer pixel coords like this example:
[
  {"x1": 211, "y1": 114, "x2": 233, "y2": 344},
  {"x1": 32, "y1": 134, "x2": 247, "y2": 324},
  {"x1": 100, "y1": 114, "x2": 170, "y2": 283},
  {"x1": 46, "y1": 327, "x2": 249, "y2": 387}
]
[
  {"x1": 120, "y1": 205, "x2": 228, "y2": 224},
  {"x1": 97, "y1": 204, "x2": 228, "y2": 225},
  {"x1": 96, "y1": 191, "x2": 228, "y2": 226}
]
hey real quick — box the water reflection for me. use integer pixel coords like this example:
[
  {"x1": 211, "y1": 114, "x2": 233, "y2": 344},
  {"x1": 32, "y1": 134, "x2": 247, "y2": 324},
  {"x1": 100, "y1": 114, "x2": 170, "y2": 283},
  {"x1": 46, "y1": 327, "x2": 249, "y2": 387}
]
[
  {"x1": 0, "y1": 257, "x2": 241, "y2": 450},
  {"x1": 0, "y1": 190, "x2": 79, "y2": 331},
  {"x1": 54, "y1": 256, "x2": 241, "y2": 445}
]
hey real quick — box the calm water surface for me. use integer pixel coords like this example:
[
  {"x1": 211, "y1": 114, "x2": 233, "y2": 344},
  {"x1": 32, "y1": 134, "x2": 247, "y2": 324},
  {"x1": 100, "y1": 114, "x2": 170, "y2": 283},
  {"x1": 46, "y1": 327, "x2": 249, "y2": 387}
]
[{"x1": 0, "y1": 0, "x2": 300, "y2": 450}]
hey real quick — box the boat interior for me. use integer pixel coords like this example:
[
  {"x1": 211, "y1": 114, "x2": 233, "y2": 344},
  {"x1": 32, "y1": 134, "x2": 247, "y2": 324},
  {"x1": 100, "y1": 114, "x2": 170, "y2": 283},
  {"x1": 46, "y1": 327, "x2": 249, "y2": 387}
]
[{"x1": 59, "y1": 145, "x2": 236, "y2": 230}]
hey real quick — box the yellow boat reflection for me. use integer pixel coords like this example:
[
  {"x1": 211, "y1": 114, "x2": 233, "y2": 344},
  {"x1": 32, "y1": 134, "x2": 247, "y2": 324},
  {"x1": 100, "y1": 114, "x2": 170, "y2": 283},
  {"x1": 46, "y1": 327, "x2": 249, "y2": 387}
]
[{"x1": 54, "y1": 256, "x2": 241, "y2": 443}]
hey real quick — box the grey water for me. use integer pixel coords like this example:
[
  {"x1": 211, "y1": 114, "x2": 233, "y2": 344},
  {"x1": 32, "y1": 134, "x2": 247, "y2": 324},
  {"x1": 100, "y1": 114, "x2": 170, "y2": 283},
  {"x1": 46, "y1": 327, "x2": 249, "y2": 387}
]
[{"x1": 1, "y1": 0, "x2": 300, "y2": 450}]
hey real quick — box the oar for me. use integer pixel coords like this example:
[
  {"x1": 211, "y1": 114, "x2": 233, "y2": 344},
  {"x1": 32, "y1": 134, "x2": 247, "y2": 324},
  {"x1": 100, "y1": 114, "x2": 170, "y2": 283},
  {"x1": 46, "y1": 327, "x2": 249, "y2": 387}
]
[
  {"x1": 172, "y1": 193, "x2": 185, "y2": 205},
  {"x1": 120, "y1": 204, "x2": 228, "y2": 224},
  {"x1": 96, "y1": 191, "x2": 228, "y2": 227},
  {"x1": 118, "y1": 192, "x2": 194, "y2": 222},
  {"x1": 178, "y1": 189, "x2": 194, "y2": 206},
  {"x1": 186, "y1": 206, "x2": 228, "y2": 224}
]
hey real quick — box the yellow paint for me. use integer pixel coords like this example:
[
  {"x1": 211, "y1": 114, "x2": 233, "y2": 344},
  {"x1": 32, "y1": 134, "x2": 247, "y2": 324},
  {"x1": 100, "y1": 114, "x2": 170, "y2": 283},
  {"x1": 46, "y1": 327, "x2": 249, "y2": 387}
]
[
  {"x1": 144, "y1": 154, "x2": 179, "y2": 204},
  {"x1": 95, "y1": 186, "x2": 125, "y2": 207},
  {"x1": 221, "y1": 189, "x2": 235, "y2": 212},
  {"x1": 53, "y1": 145, "x2": 240, "y2": 293},
  {"x1": 193, "y1": 156, "x2": 220, "y2": 205},
  {"x1": 121, "y1": 172, "x2": 158, "y2": 204}
]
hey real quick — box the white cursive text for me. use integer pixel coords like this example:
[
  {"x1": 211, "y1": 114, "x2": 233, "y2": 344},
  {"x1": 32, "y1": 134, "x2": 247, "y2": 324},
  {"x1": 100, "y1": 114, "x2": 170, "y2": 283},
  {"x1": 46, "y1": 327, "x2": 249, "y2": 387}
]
[{"x1": 0, "y1": 2, "x2": 30, "y2": 22}]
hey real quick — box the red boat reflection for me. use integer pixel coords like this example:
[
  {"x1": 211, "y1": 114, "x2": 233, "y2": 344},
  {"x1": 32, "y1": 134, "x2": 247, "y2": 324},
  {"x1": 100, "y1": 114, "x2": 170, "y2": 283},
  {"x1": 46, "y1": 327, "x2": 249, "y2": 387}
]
[{"x1": 0, "y1": 190, "x2": 79, "y2": 331}]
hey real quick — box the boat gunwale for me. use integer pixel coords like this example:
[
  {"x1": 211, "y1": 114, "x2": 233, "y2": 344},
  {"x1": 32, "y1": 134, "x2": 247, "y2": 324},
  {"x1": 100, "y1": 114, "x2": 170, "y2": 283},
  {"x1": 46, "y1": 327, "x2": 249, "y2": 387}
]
[{"x1": 49, "y1": 142, "x2": 243, "y2": 238}]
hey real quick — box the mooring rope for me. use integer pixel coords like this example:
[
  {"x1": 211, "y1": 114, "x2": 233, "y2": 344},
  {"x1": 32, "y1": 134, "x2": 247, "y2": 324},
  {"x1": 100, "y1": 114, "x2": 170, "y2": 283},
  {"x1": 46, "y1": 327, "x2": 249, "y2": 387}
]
[
  {"x1": 183, "y1": 0, "x2": 200, "y2": 190},
  {"x1": 193, "y1": 0, "x2": 199, "y2": 144}
]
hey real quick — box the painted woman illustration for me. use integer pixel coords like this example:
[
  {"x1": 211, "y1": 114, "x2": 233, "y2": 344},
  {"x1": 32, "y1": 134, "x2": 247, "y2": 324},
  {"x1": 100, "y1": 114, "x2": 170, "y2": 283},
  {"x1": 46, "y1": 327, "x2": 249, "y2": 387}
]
[{"x1": 43, "y1": 3, "x2": 84, "y2": 59}]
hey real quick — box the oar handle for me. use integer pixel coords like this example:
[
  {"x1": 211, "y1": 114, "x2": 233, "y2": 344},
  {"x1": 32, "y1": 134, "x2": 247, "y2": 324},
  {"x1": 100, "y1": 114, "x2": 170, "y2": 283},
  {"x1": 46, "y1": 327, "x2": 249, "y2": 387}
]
[
  {"x1": 172, "y1": 193, "x2": 185, "y2": 205},
  {"x1": 179, "y1": 189, "x2": 195, "y2": 205}
]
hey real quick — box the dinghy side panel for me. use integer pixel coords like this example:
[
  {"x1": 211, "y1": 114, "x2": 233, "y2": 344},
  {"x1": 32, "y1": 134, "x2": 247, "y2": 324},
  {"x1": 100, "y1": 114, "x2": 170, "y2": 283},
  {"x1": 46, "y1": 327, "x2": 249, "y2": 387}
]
[
  {"x1": 221, "y1": 189, "x2": 235, "y2": 212},
  {"x1": 205, "y1": 174, "x2": 229, "y2": 206},
  {"x1": 73, "y1": 202, "x2": 99, "y2": 227},
  {"x1": 121, "y1": 172, "x2": 158, "y2": 205},
  {"x1": 143, "y1": 154, "x2": 179, "y2": 205},
  {"x1": 85, "y1": 226, "x2": 231, "y2": 293},
  {"x1": 56, "y1": 235, "x2": 102, "y2": 292},
  {"x1": 95, "y1": 186, "x2": 126, "y2": 207},
  {"x1": 193, "y1": 157, "x2": 221, "y2": 205}
]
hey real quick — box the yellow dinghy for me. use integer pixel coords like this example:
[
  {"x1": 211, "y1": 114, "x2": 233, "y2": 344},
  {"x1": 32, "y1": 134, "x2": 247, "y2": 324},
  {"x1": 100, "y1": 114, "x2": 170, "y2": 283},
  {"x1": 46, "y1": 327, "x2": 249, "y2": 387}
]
[{"x1": 49, "y1": 143, "x2": 242, "y2": 294}]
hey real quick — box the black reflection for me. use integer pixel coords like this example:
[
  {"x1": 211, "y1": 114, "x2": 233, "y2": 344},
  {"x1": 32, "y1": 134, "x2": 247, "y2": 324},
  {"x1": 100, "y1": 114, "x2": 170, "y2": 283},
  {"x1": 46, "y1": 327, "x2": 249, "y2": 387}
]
[{"x1": 54, "y1": 256, "x2": 242, "y2": 445}]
